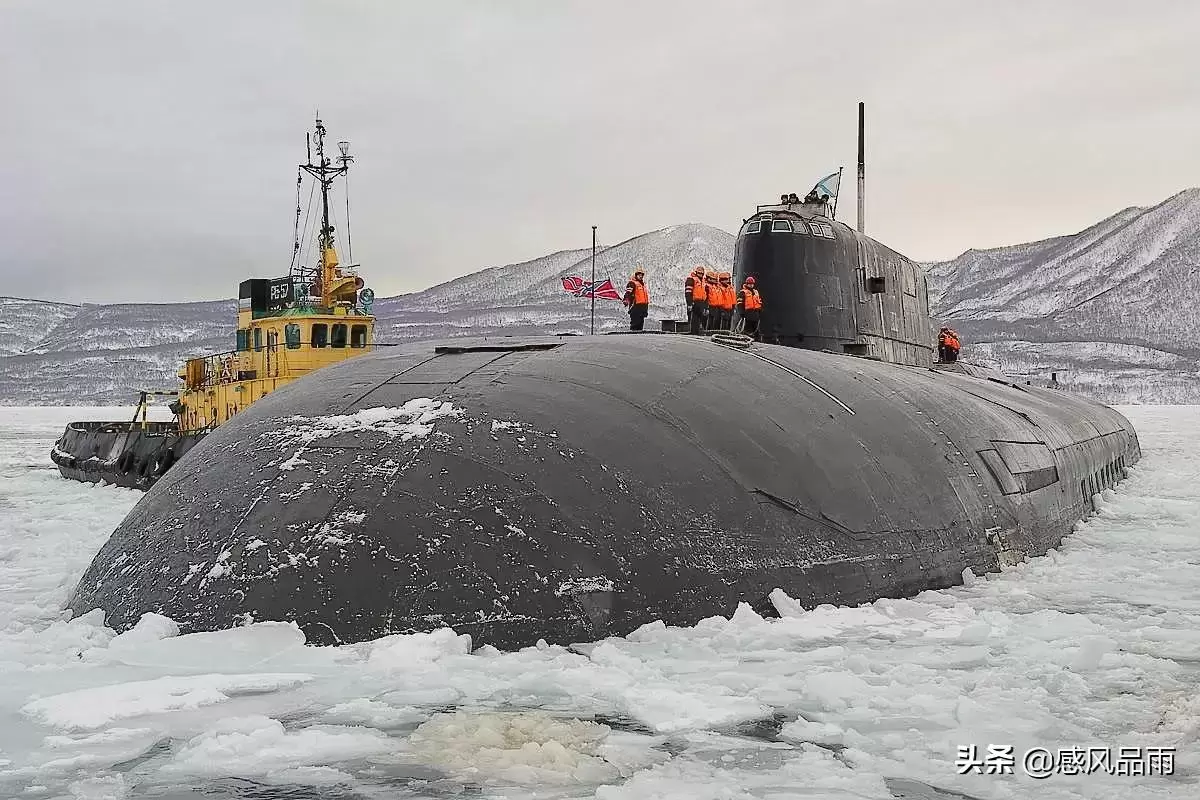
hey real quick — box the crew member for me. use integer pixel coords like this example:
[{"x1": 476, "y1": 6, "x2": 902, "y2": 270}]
[
  {"x1": 716, "y1": 272, "x2": 735, "y2": 330},
  {"x1": 737, "y1": 276, "x2": 762, "y2": 338},
  {"x1": 689, "y1": 267, "x2": 709, "y2": 334},
  {"x1": 624, "y1": 268, "x2": 650, "y2": 331},
  {"x1": 685, "y1": 267, "x2": 705, "y2": 328},
  {"x1": 700, "y1": 271, "x2": 720, "y2": 333},
  {"x1": 938, "y1": 327, "x2": 961, "y2": 363}
]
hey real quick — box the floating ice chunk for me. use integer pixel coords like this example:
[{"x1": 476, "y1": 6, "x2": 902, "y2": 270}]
[
  {"x1": 159, "y1": 715, "x2": 394, "y2": 782},
  {"x1": 102, "y1": 622, "x2": 308, "y2": 671},
  {"x1": 107, "y1": 613, "x2": 179, "y2": 651},
  {"x1": 21, "y1": 673, "x2": 313, "y2": 730},
  {"x1": 779, "y1": 716, "x2": 847, "y2": 747},
  {"x1": 1069, "y1": 635, "x2": 1115, "y2": 671},
  {"x1": 767, "y1": 587, "x2": 807, "y2": 618},
  {"x1": 321, "y1": 698, "x2": 428, "y2": 728},
  {"x1": 28, "y1": 727, "x2": 163, "y2": 775},
  {"x1": 626, "y1": 620, "x2": 667, "y2": 642},
  {"x1": 366, "y1": 627, "x2": 472, "y2": 672},
  {"x1": 724, "y1": 602, "x2": 767, "y2": 630},
  {"x1": 798, "y1": 672, "x2": 872, "y2": 713},
  {"x1": 65, "y1": 773, "x2": 128, "y2": 800}
]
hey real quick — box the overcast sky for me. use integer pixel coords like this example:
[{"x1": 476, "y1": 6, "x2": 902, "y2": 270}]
[{"x1": 3, "y1": 1, "x2": 1198, "y2": 304}]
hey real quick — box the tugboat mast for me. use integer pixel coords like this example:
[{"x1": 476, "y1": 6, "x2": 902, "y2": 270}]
[
  {"x1": 296, "y1": 114, "x2": 355, "y2": 308},
  {"x1": 300, "y1": 114, "x2": 350, "y2": 259}
]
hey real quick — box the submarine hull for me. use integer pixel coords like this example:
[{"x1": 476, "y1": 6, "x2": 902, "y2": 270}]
[
  {"x1": 69, "y1": 335, "x2": 1139, "y2": 649},
  {"x1": 51, "y1": 422, "x2": 206, "y2": 490}
]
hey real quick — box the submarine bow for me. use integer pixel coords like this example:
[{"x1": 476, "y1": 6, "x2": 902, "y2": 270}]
[{"x1": 69, "y1": 335, "x2": 1139, "y2": 649}]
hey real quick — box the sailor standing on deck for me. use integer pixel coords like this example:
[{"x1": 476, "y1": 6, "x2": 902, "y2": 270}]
[
  {"x1": 736, "y1": 276, "x2": 762, "y2": 339},
  {"x1": 701, "y1": 271, "x2": 720, "y2": 332},
  {"x1": 689, "y1": 267, "x2": 709, "y2": 334},
  {"x1": 716, "y1": 273, "x2": 735, "y2": 331},
  {"x1": 937, "y1": 327, "x2": 961, "y2": 362},
  {"x1": 624, "y1": 268, "x2": 650, "y2": 331},
  {"x1": 684, "y1": 267, "x2": 704, "y2": 328}
]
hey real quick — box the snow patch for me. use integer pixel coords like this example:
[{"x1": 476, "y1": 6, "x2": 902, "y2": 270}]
[{"x1": 555, "y1": 576, "x2": 615, "y2": 596}]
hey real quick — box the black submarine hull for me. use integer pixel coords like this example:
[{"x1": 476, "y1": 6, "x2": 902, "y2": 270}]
[
  {"x1": 51, "y1": 421, "x2": 206, "y2": 490},
  {"x1": 69, "y1": 334, "x2": 1139, "y2": 649}
]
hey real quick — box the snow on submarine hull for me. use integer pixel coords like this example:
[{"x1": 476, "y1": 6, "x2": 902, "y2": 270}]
[{"x1": 68, "y1": 332, "x2": 1140, "y2": 649}]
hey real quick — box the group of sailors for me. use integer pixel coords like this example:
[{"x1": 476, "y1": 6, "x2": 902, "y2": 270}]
[
  {"x1": 622, "y1": 266, "x2": 762, "y2": 337},
  {"x1": 623, "y1": 269, "x2": 963, "y2": 360}
]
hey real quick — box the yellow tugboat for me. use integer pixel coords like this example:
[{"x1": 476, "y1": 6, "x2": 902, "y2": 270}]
[{"x1": 52, "y1": 115, "x2": 376, "y2": 489}]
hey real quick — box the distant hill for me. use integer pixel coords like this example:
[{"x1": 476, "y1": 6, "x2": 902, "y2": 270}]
[
  {"x1": 925, "y1": 188, "x2": 1200, "y2": 403},
  {"x1": 0, "y1": 224, "x2": 733, "y2": 404},
  {"x1": 5, "y1": 189, "x2": 1200, "y2": 406}
]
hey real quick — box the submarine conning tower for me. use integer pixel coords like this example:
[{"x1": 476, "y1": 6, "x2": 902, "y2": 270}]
[{"x1": 735, "y1": 192, "x2": 933, "y2": 366}]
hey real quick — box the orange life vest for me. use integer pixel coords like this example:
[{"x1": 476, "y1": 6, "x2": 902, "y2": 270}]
[
  {"x1": 741, "y1": 287, "x2": 762, "y2": 311},
  {"x1": 715, "y1": 282, "x2": 732, "y2": 311},
  {"x1": 630, "y1": 277, "x2": 649, "y2": 306},
  {"x1": 693, "y1": 277, "x2": 707, "y2": 302}
]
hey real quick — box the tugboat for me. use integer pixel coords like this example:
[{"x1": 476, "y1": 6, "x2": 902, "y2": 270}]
[{"x1": 51, "y1": 116, "x2": 376, "y2": 490}]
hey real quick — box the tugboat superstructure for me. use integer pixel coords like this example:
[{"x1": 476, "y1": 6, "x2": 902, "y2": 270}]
[{"x1": 52, "y1": 115, "x2": 375, "y2": 488}]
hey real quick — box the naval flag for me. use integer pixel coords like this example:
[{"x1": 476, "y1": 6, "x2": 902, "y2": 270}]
[
  {"x1": 811, "y1": 170, "x2": 841, "y2": 201},
  {"x1": 561, "y1": 275, "x2": 622, "y2": 300}
]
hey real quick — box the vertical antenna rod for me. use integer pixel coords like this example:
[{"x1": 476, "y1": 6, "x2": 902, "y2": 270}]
[
  {"x1": 314, "y1": 117, "x2": 332, "y2": 252},
  {"x1": 857, "y1": 101, "x2": 866, "y2": 234},
  {"x1": 591, "y1": 225, "x2": 597, "y2": 336}
]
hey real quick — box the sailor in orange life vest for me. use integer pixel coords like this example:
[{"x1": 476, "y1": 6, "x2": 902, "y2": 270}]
[
  {"x1": 623, "y1": 268, "x2": 650, "y2": 331},
  {"x1": 701, "y1": 271, "x2": 720, "y2": 332},
  {"x1": 684, "y1": 266, "x2": 705, "y2": 329},
  {"x1": 736, "y1": 276, "x2": 763, "y2": 338},
  {"x1": 688, "y1": 267, "x2": 708, "y2": 334},
  {"x1": 937, "y1": 326, "x2": 961, "y2": 363},
  {"x1": 714, "y1": 272, "x2": 734, "y2": 331}
]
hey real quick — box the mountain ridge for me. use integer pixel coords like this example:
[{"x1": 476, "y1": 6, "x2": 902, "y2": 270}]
[{"x1": 3, "y1": 192, "x2": 1199, "y2": 405}]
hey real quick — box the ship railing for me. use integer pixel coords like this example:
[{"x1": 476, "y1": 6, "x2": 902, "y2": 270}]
[{"x1": 182, "y1": 341, "x2": 375, "y2": 390}]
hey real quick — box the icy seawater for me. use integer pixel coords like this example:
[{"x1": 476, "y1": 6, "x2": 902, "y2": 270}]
[{"x1": 0, "y1": 405, "x2": 1197, "y2": 799}]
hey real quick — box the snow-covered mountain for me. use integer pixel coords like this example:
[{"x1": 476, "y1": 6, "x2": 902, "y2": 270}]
[
  {"x1": 926, "y1": 188, "x2": 1200, "y2": 403},
  {"x1": 4, "y1": 191, "x2": 1199, "y2": 407},
  {"x1": 0, "y1": 224, "x2": 733, "y2": 404}
]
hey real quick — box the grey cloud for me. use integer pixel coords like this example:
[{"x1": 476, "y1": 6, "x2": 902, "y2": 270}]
[{"x1": 2, "y1": 0, "x2": 1198, "y2": 303}]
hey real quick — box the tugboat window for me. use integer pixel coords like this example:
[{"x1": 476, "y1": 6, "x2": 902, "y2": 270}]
[
  {"x1": 312, "y1": 323, "x2": 328, "y2": 348},
  {"x1": 792, "y1": 219, "x2": 810, "y2": 235},
  {"x1": 285, "y1": 323, "x2": 301, "y2": 349},
  {"x1": 351, "y1": 324, "x2": 368, "y2": 348},
  {"x1": 331, "y1": 323, "x2": 348, "y2": 348},
  {"x1": 236, "y1": 329, "x2": 249, "y2": 352},
  {"x1": 253, "y1": 328, "x2": 262, "y2": 351},
  {"x1": 745, "y1": 221, "x2": 762, "y2": 234},
  {"x1": 771, "y1": 220, "x2": 793, "y2": 232}
]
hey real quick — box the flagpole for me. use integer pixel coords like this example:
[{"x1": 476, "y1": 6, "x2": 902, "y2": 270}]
[
  {"x1": 831, "y1": 166, "x2": 844, "y2": 220},
  {"x1": 590, "y1": 225, "x2": 597, "y2": 335}
]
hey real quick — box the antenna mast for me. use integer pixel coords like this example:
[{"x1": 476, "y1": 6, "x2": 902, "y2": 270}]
[
  {"x1": 296, "y1": 114, "x2": 354, "y2": 307},
  {"x1": 857, "y1": 101, "x2": 866, "y2": 234}
]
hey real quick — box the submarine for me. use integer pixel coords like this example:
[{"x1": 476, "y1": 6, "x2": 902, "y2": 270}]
[{"x1": 69, "y1": 104, "x2": 1140, "y2": 650}]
